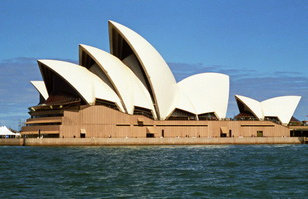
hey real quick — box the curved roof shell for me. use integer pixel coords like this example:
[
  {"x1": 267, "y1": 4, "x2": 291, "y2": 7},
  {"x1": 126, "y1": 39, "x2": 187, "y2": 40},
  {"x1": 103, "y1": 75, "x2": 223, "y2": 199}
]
[
  {"x1": 235, "y1": 95, "x2": 301, "y2": 125},
  {"x1": 79, "y1": 44, "x2": 157, "y2": 119},
  {"x1": 38, "y1": 60, "x2": 124, "y2": 112},
  {"x1": 108, "y1": 20, "x2": 177, "y2": 120},
  {"x1": 30, "y1": 81, "x2": 49, "y2": 100},
  {"x1": 177, "y1": 73, "x2": 229, "y2": 119},
  {"x1": 235, "y1": 95, "x2": 263, "y2": 119},
  {"x1": 169, "y1": 86, "x2": 197, "y2": 117},
  {"x1": 261, "y1": 96, "x2": 301, "y2": 125}
]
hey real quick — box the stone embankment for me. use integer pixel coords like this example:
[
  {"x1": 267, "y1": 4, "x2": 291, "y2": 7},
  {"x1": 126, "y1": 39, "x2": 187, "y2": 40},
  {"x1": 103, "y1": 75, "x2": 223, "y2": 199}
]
[{"x1": 0, "y1": 137, "x2": 304, "y2": 146}]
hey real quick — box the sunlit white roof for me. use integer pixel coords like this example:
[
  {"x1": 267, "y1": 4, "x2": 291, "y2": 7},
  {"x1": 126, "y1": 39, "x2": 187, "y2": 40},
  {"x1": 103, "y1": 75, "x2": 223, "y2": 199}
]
[
  {"x1": 30, "y1": 81, "x2": 49, "y2": 100},
  {"x1": 261, "y1": 96, "x2": 301, "y2": 125},
  {"x1": 109, "y1": 20, "x2": 177, "y2": 120},
  {"x1": 170, "y1": 86, "x2": 197, "y2": 117},
  {"x1": 38, "y1": 60, "x2": 124, "y2": 112},
  {"x1": 30, "y1": 20, "x2": 304, "y2": 124},
  {"x1": 235, "y1": 95, "x2": 301, "y2": 125},
  {"x1": 79, "y1": 44, "x2": 157, "y2": 119},
  {"x1": 235, "y1": 95, "x2": 263, "y2": 119},
  {"x1": 178, "y1": 73, "x2": 229, "y2": 119}
]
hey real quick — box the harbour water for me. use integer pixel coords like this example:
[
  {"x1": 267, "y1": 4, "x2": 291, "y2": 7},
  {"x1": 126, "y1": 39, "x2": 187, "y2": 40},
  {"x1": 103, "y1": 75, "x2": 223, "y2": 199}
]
[{"x1": 0, "y1": 145, "x2": 307, "y2": 198}]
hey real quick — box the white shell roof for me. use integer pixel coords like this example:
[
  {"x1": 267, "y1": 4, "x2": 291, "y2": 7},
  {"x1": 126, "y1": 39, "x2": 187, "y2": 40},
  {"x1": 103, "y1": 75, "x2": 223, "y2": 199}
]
[
  {"x1": 235, "y1": 95, "x2": 301, "y2": 125},
  {"x1": 235, "y1": 95, "x2": 263, "y2": 119},
  {"x1": 261, "y1": 96, "x2": 301, "y2": 125},
  {"x1": 170, "y1": 86, "x2": 197, "y2": 116},
  {"x1": 79, "y1": 44, "x2": 157, "y2": 119},
  {"x1": 30, "y1": 81, "x2": 49, "y2": 100},
  {"x1": 177, "y1": 73, "x2": 230, "y2": 119},
  {"x1": 109, "y1": 20, "x2": 177, "y2": 120},
  {"x1": 38, "y1": 59, "x2": 124, "y2": 112}
]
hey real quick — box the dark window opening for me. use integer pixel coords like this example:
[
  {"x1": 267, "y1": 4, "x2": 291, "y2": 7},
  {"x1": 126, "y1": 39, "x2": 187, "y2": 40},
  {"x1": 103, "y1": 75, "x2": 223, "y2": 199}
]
[
  {"x1": 257, "y1": 131, "x2": 263, "y2": 137},
  {"x1": 168, "y1": 109, "x2": 196, "y2": 120},
  {"x1": 95, "y1": 99, "x2": 119, "y2": 111},
  {"x1": 26, "y1": 122, "x2": 61, "y2": 126},
  {"x1": 220, "y1": 133, "x2": 227, "y2": 137},
  {"x1": 80, "y1": 133, "x2": 86, "y2": 138},
  {"x1": 134, "y1": 106, "x2": 154, "y2": 119},
  {"x1": 288, "y1": 116, "x2": 301, "y2": 126},
  {"x1": 116, "y1": 124, "x2": 130, "y2": 126},
  {"x1": 31, "y1": 113, "x2": 64, "y2": 118},
  {"x1": 264, "y1": 117, "x2": 281, "y2": 125},
  {"x1": 23, "y1": 134, "x2": 59, "y2": 138},
  {"x1": 146, "y1": 133, "x2": 154, "y2": 138},
  {"x1": 290, "y1": 130, "x2": 308, "y2": 137},
  {"x1": 234, "y1": 112, "x2": 258, "y2": 121},
  {"x1": 198, "y1": 112, "x2": 218, "y2": 121}
]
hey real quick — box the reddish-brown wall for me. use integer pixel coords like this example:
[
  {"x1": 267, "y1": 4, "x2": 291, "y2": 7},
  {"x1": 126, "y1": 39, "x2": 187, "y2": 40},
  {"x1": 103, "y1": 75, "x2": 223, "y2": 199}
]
[
  {"x1": 21, "y1": 105, "x2": 290, "y2": 138},
  {"x1": 59, "y1": 106, "x2": 290, "y2": 138}
]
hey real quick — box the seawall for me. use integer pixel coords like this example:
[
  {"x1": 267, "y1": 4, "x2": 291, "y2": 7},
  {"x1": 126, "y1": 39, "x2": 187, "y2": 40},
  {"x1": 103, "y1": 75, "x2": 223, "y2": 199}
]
[{"x1": 0, "y1": 137, "x2": 305, "y2": 146}]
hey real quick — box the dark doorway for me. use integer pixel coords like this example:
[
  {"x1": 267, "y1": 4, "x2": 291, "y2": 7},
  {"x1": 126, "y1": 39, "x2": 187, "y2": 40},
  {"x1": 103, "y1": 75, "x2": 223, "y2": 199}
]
[
  {"x1": 146, "y1": 133, "x2": 154, "y2": 138},
  {"x1": 162, "y1": 130, "x2": 165, "y2": 137},
  {"x1": 80, "y1": 133, "x2": 86, "y2": 138},
  {"x1": 290, "y1": 130, "x2": 308, "y2": 137},
  {"x1": 229, "y1": 130, "x2": 232, "y2": 137},
  {"x1": 257, "y1": 131, "x2": 263, "y2": 137},
  {"x1": 220, "y1": 133, "x2": 227, "y2": 137}
]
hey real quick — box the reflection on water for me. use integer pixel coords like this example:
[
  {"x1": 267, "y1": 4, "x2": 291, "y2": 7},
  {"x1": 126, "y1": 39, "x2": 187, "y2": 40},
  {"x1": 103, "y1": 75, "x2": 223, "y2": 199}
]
[{"x1": 0, "y1": 145, "x2": 307, "y2": 198}]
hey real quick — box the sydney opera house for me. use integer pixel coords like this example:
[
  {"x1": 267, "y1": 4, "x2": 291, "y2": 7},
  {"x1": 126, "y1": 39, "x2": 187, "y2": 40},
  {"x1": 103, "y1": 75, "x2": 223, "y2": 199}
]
[{"x1": 21, "y1": 21, "x2": 301, "y2": 138}]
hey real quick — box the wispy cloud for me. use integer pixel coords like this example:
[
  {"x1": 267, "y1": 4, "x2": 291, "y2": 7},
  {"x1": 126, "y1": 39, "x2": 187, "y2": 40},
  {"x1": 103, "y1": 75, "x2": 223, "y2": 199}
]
[{"x1": 169, "y1": 62, "x2": 260, "y2": 81}]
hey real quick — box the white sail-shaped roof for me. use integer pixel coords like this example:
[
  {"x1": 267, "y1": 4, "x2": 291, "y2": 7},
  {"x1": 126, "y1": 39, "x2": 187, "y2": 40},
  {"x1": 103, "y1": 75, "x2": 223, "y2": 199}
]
[
  {"x1": 235, "y1": 95, "x2": 263, "y2": 119},
  {"x1": 170, "y1": 86, "x2": 197, "y2": 117},
  {"x1": 261, "y1": 96, "x2": 301, "y2": 125},
  {"x1": 235, "y1": 95, "x2": 301, "y2": 125},
  {"x1": 79, "y1": 44, "x2": 157, "y2": 119},
  {"x1": 177, "y1": 73, "x2": 229, "y2": 119},
  {"x1": 109, "y1": 20, "x2": 177, "y2": 120},
  {"x1": 30, "y1": 81, "x2": 49, "y2": 100},
  {"x1": 38, "y1": 60, "x2": 124, "y2": 112}
]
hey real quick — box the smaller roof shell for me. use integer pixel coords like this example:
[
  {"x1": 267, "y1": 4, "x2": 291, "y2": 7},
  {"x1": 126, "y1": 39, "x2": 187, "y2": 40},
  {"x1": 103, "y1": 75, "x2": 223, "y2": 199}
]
[
  {"x1": 177, "y1": 73, "x2": 229, "y2": 119},
  {"x1": 38, "y1": 60, "x2": 124, "y2": 112},
  {"x1": 235, "y1": 95, "x2": 301, "y2": 125},
  {"x1": 235, "y1": 95, "x2": 263, "y2": 119},
  {"x1": 30, "y1": 81, "x2": 49, "y2": 100},
  {"x1": 79, "y1": 44, "x2": 157, "y2": 119},
  {"x1": 261, "y1": 96, "x2": 301, "y2": 125}
]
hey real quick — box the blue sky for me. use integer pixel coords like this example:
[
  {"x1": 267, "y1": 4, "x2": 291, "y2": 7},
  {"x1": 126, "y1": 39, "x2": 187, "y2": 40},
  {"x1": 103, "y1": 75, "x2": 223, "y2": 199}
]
[{"x1": 0, "y1": 0, "x2": 307, "y2": 129}]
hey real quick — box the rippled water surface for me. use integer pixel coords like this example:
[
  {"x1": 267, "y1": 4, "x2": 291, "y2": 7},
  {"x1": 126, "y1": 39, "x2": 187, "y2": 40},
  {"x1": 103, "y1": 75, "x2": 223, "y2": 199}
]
[{"x1": 0, "y1": 145, "x2": 307, "y2": 198}]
